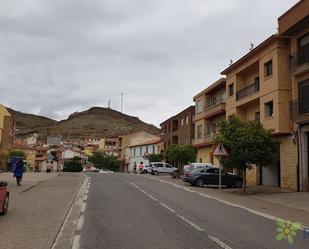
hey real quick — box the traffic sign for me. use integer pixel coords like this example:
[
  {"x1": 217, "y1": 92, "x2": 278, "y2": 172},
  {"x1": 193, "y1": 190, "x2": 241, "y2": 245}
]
[{"x1": 212, "y1": 143, "x2": 228, "y2": 157}]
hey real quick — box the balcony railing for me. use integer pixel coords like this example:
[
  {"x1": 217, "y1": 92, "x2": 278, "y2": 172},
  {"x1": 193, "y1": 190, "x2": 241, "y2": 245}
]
[
  {"x1": 290, "y1": 98, "x2": 309, "y2": 121},
  {"x1": 290, "y1": 50, "x2": 309, "y2": 75},
  {"x1": 236, "y1": 81, "x2": 260, "y2": 101}
]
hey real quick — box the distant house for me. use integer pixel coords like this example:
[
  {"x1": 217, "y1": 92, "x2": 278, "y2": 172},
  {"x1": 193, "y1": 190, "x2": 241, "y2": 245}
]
[
  {"x1": 118, "y1": 131, "x2": 160, "y2": 172},
  {"x1": 160, "y1": 106, "x2": 195, "y2": 151},
  {"x1": 11, "y1": 143, "x2": 37, "y2": 171},
  {"x1": 128, "y1": 138, "x2": 161, "y2": 172},
  {"x1": 98, "y1": 138, "x2": 118, "y2": 157},
  {"x1": 47, "y1": 135, "x2": 62, "y2": 146}
]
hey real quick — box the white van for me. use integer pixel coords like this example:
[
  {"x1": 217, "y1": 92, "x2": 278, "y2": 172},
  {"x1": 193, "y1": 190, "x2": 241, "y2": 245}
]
[{"x1": 150, "y1": 162, "x2": 177, "y2": 175}]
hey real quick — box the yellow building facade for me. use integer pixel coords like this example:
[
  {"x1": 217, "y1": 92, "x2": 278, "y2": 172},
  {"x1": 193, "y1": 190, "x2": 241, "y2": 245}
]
[
  {"x1": 193, "y1": 78, "x2": 226, "y2": 167},
  {"x1": 221, "y1": 35, "x2": 298, "y2": 190}
]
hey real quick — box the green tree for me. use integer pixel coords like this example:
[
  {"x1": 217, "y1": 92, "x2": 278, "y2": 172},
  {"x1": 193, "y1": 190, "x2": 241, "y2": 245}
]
[
  {"x1": 88, "y1": 152, "x2": 120, "y2": 172},
  {"x1": 9, "y1": 150, "x2": 26, "y2": 159},
  {"x1": 214, "y1": 117, "x2": 278, "y2": 192},
  {"x1": 165, "y1": 144, "x2": 197, "y2": 168},
  {"x1": 63, "y1": 158, "x2": 83, "y2": 172},
  {"x1": 148, "y1": 153, "x2": 164, "y2": 163}
]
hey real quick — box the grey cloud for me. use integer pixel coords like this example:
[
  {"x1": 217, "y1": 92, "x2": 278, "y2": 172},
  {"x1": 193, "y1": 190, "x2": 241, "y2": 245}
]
[{"x1": 0, "y1": 0, "x2": 299, "y2": 126}]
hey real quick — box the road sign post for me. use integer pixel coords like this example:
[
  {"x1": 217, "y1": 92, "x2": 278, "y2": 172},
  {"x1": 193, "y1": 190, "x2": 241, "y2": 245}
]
[{"x1": 212, "y1": 143, "x2": 228, "y2": 191}]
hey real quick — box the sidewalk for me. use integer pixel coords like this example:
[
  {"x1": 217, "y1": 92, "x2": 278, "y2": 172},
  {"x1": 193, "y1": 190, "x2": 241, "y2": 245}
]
[
  {"x1": 145, "y1": 174, "x2": 309, "y2": 227},
  {"x1": 0, "y1": 172, "x2": 84, "y2": 249},
  {"x1": 0, "y1": 172, "x2": 58, "y2": 196}
]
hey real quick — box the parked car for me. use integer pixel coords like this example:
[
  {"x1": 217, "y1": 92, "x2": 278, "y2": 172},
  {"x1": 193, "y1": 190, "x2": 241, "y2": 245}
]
[
  {"x1": 183, "y1": 163, "x2": 214, "y2": 173},
  {"x1": 150, "y1": 162, "x2": 177, "y2": 175},
  {"x1": 142, "y1": 164, "x2": 152, "y2": 174},
  {"x1": 99, "y1": 169, "x2": 114, "y2": 174},
  {"x1": 182, "y1": 167, "x2": 243, "y2": 188},
  {"x1": 0, "y1": 181, "x2": 9, "y2": 215}
]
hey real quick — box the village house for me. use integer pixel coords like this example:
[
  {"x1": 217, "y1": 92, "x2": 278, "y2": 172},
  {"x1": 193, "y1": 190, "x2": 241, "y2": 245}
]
[
  {"x1": 278, "y1": 0, "x2": 309, "y2": 191},
  {"x1": 118, "y1": 131, "x2": 160, "y2": 172},
  {"x1": 0, "y1": 105, "x2": 15, "y2": 170},
  {"x1": 98, "y1": 138, "x2": 118, "y2": 157},
  {"x1": 11, "y1": 143, "x2": 37, "y2": 171},
  {"x1": 193, "y1": 78, "x2": 226, "y2": 166},
  {"x1": 160, "y1": 106, "x2": 195, "y2": 151},
  {"x1": 221, "y1": 33, "x2": 296, "y2": 189},
  {"x1": 128, "y1": 138, "x2": 162, "y2": 172}
]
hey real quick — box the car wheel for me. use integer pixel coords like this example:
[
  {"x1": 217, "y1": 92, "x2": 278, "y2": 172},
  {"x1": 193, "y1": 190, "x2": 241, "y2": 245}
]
[
  {"x1": 234, "y1": 179, "x2": 242, "y2": 188},
  {"x1": 194, "y1": 178, "x2": 204, "y2": 187},
  {"x1": 0, "y1": 195, "x2": 9, "y2": 215},
  {"x1": 153, "y1": 171, "x2": 158, "y2": 175}
]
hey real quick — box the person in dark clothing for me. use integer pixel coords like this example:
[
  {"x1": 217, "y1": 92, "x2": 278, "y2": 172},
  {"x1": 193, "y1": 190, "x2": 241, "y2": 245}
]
[{"x1": 13, "y1": 158, "x2": 24, "y2": 186}]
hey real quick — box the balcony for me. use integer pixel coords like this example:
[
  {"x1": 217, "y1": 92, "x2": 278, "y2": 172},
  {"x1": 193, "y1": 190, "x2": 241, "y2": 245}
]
[
  {"x1": 204, "y1": 102, "x2": 226, "y2": 119},
  {"x1": 236, "y1": 81, "x2": 260, "y2": 101},
  {"x1": 192, "y1": 135, "x2": 212, "y2": 147},
  {"x1": 291, "y1": 51, "x2": 309, "y2": 76},
  {"x1": 290, "y1": 98, "x2": 309, "y2": 123}
]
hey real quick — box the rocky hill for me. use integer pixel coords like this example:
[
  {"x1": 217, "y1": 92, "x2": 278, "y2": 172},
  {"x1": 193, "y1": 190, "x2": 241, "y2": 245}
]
[{"x1": 8, "y1": 107, "x2": 160, "y2": 139}]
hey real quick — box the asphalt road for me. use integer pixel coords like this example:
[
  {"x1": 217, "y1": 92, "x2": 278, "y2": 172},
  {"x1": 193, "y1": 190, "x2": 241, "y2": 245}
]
[{"x1": 80, "y1": 173, "x2": 308, "y2": 249}]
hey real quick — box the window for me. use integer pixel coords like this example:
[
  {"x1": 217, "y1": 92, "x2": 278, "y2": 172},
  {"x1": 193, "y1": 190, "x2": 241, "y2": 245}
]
[
  {"x1": 196, "y1": 100, "x2": 203, "y2": 113},
  {"x1": 228, "y1": 84, "x2": 234, "y2": 96},
  {"x1": 264, "y1": 60, "x2": 273, "y2": 77},
  {"x1": 133, "y1": 148, "x2": 136, "y2": 156},
  {"x1": 185, "y1": 115, "x2": 189, "y2": 124},
  {"x1": 265, "y1": 101, "x2": 273, "y2": 118},
  {"x1": 255, "y1": 111, "x2": 260, "y2": 122},
  {"x1": 197, "y1": 125, "x2": 203, "y2": 139},
  {"x1": 298, "y1": 33, "x2": 309, "y2": 65},
  {"x1": 228, "y1": 114, "x2": 235, "y2": 121},
  {"x1": 139, "y1": 147, "x2": 142, "y2": 156},
  {"x1": 152, "y1": 145, "x2": 155, "y2": 154},
  {"x1": 180, "y1": 118, "x2": 184, "y2": 126}
]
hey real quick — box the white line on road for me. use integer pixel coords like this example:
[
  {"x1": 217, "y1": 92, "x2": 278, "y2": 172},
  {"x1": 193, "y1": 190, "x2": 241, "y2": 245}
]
[
  {"x1": 159, "y1": 202, "x2": 175, "y2": 213},
  {"x1": 72, "y1": 235, "x2": 81, "y2": 249},
  {"x1": 76, "y1": 215, "x2": 85, "y2": 232},
  {"x1": 176, "y1": 214, "x2": 205, "y2": 232},
  {"x1": 208, "y1": 235, "x2": 232, "y2": 249},
  {"x1": 81, "y1": 202, "x2": 87, "y2": 213},
  {"x1": 146, "y1": 193, "x2": 159, "y2": 202}
]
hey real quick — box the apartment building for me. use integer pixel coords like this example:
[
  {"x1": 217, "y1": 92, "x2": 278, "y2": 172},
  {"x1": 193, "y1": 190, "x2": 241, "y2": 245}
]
[
  {"x1": 0, "y1": 105, "x2": 15, "y2": 151},
  {"x1": 221, "y1": 34, "x2": 297, "y2": 190},
  {"x1": 98, "y1": 138, "x2": 118, "y2": 157},
  {"x1": 160, "y1": 106, "x2": 195, "y2": 150},
  {"x1": 193, "y1": 78, "x2": 226, "y2": 165},
  {"x1": 278, "y1": 0, "x2": 309, "y2": 191}
]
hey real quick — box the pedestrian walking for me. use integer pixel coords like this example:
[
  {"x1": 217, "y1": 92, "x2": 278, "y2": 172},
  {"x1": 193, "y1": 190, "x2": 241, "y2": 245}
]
[
  {"x1": 133, "y1": 162, "x2": 137, "y2": 174},
  {"x1": 13, "y1": 158, "x2": 24, "y2": 186}
]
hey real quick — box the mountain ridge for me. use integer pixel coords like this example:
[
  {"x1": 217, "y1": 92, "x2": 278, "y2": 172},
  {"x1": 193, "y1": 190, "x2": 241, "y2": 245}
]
[{"x1": 7, "y1": 106, "x2": 160, "y2": 139}]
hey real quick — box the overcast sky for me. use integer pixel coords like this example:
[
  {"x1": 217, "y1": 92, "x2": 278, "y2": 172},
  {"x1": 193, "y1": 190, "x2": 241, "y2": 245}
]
[{"x1": 0, "y1": 0, "x2": 299, "y2": 127}]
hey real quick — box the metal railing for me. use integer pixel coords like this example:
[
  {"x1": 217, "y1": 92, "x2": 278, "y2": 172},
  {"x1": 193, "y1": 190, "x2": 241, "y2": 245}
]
[
  {"x1": 290, "y1": 98, "x2": 309, "y2": 120},
  {"x1": 290, "y1": 50, "x2": 309, "y2": 72},
  {"x1": 236, "y1": 81, "x2": 260, "y2": 101}
]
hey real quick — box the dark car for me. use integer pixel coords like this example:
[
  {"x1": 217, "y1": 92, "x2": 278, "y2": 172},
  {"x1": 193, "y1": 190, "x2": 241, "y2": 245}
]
[
  {"x1": 182, "y1": 167, "x2": 243, "y2": 188},
  {"x1": 0, "y1": 181, "x2": 9, "y2": 215}
]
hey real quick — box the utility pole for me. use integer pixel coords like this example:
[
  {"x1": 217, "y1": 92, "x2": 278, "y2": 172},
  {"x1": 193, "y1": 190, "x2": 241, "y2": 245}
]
[
  {"x1": 121, "y1": 93, "x2": 124, "y2": 113},
  {"x1": 108, "y1": 99, "x2": 111, "y2": 109}
]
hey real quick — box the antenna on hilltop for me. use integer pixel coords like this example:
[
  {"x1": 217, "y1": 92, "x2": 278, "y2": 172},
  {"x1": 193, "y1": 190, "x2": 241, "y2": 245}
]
[
  {"x1": 120, "y1": 93, "x2": 124, "y2": 113},
  {"x1": 229, "y1": 59, "x2": 233, "y2": 66}
]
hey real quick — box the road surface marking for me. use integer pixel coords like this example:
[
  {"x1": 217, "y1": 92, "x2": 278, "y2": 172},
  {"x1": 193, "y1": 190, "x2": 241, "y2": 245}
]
[
  {"x1": 149, "y1": 177, "x2": 309, "y2": 230},
  {"x1": 81, "y1": 202, "x2": 87, "y2": 213},
  {"x1": 208, "y1": 235, "x2": 232, "y2": 249},
  {"x1": 146, "y1": 193, "x2": 159, "y2": 202},
  {"x1": 159, "y1": 202, "x2": 175, "y2": 213},
  {"x1": 140, "y1": 189, "x2": 148, "y2": 194},
  {"x1": 72, "y1": 235, "x2": 81, "y2": 249},
  {"x1": 176, "y1": 214, "x2": 205, "y2": 232},
  {"x1": 76, "y1": 214, "x2": 85, "y2": 232}
]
